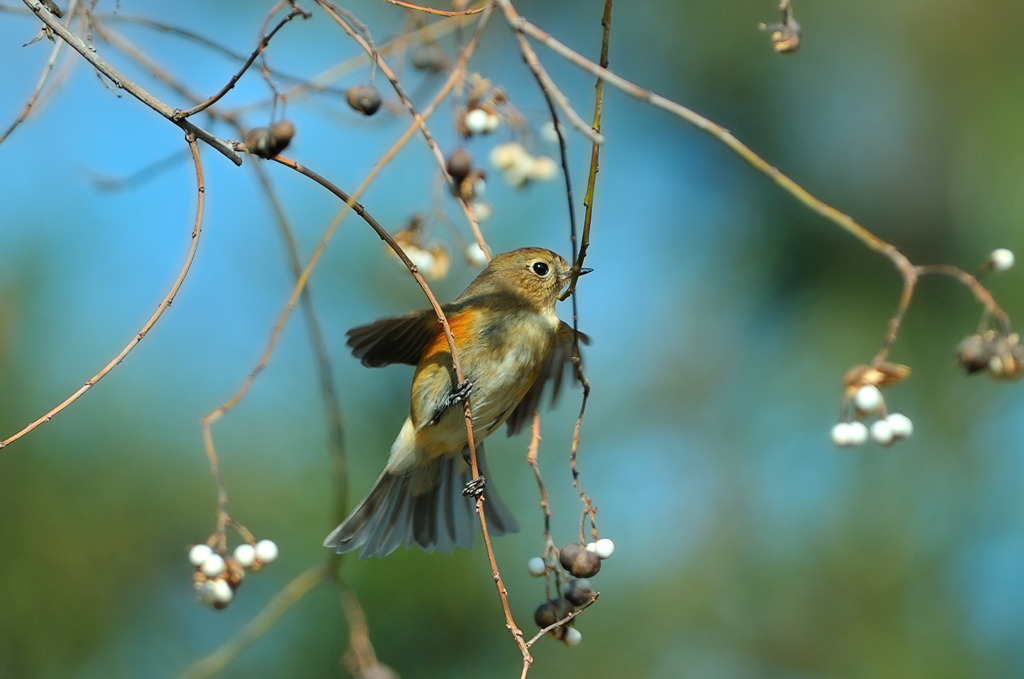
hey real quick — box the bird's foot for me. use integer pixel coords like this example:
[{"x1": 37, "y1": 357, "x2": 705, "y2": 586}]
[{"x1": 462, "y1": 475, "x2": 487, "y2": 498}]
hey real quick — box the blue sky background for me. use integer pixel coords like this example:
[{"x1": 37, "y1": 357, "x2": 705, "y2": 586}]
[{"x1": 3, "y1": 1, "x2": 1024, "y2": 677}]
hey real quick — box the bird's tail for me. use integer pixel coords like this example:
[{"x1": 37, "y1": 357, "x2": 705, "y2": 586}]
[{"x1": 323, "y1": 449, "x2": 518, "y2": 558}]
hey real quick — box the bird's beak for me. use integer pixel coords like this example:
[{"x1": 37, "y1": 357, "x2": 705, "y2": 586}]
[{"x1": 577, "y1": 267, "x2": 594, "y2": 276}]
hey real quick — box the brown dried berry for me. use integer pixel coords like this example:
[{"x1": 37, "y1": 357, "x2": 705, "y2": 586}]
[
  {"x1": 563, "y1": 578, "x2": 594, "y2": 607},
  {"x1": 244, "y1": 127, "x2": 272, "y2": 158},
  {"x1": 446, "y1": 148, "x2": 473, "y2": 183},
  {"x1": 346, "y1": 84, "x2": 382, "y2": 116},
  {"x1": 410, "y1": 42, "x2": 450, "y2": 73},
  {"x1": 534, "y1": 600, "x2": 557, "y2": 629},
  {"x1": 534, "y1": 598, "x2": 573, "y2": 630},
  {"x1": 269, "y1": 120, "x2": 294, "y2": 151},
  {"x1": 244, "y1": 120, "x2": 294, "y2": 159},
  {"x1": 956, "y1": 331, "x2": 1024, "y2": 379},
  {"x1": 559, "y1": 543, "x2": 601, "y2": 578},
  {"x1": 956, "y1": 333, "x2": 993, "y2": 375}
]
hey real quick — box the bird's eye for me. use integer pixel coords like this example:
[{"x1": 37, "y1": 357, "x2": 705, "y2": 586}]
[{"x1": 532, "y1": 261, "x2": 549, "y2": 276}]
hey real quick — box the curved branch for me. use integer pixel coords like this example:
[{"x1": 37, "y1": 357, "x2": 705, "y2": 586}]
[{"x1": 1, "y1": 134, "x2": 207, "y2": 449}]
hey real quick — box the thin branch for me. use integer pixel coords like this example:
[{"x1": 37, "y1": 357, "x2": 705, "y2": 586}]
[
  {"x1": 916, "y1": 263, "x2": 1012, "y2": 331},
  {"x1": 565, "y1": 0, "x2": 609, "y2": 300},
  {"x1": 1, "y1": 134, "x2": 206, "y2": 449},
  {"x1": 377, "y1": 0, "x2": 488, "y2": 17},
  {"x1": 526, "y1": 411, "x2": 561, "y2": 602},
  {"x1": 173, "y1": 3, "x2": 309, "y2": 120},
  {"x1": 0, "y1": 0, "x2": 78, "y2": 145},
  {"x1": 21, "y1": 0, "x2": 242, "y2": 165},
  {"x1": 496, "y1": 0, "x2": 603, "y2": 145},
  {"x1": 90, "y1": 17, "x2": 208, "y2": 110}
]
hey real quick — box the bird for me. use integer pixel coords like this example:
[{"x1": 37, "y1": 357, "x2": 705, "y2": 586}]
[{"x1": 324, "y1": 247, "x2": 588, "y2": 558}]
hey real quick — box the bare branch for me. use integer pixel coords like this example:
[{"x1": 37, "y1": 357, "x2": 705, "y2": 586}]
[
  {"x1": 2, "y1": 134, "x2": 207, "y2": 449},
  {"x1": 21, "y1": 0, "x2": 242, "y2": 164}
]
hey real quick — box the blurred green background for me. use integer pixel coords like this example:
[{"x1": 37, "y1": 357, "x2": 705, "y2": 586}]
[{"x1": 3, "y1": 0, "x2": 1024, "y2": 677}]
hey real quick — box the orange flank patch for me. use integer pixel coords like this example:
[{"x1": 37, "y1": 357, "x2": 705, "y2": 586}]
[{"x1": 420, "y1": 310, "x2": 478, "y2": 362}]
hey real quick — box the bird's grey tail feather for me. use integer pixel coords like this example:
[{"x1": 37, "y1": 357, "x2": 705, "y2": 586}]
[{"x1": 323, "y1": 448, "x2": 518, "y2": 558}]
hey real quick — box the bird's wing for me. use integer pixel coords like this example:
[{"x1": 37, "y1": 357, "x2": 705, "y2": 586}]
[
  {"x1": 505, "y1": 322, "x2": 589, "y2": 436},
  {"x1": 346, "y1": 308, "x2": 442, "y2": 367}
]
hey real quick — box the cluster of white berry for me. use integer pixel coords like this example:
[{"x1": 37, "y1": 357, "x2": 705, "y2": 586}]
[
  {"x1": 526, "y1": 537, "x2": 615, "y2": 647},
  {"x1": 188, "y1": 539, "x2": 279, "y2": 609},
  {"x1": 489, "y1": 142, "x2": 557, "y2": 188},
  {"x1": 831, "y1": 384, "x2": 913, "y2": 447}
]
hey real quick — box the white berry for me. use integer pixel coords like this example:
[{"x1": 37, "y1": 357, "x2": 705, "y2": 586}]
[
  {"x1": 406, "y1": 246, "x2": 436, "y2": 273},
  {"x1": 870, "y1": 419, "x2": 894, "y2": 445},
  {"x1": 470, "y1": 176, "x2": 486, "y2": 198},
  {"x1": 234, "y1": 543, "x2": 257, "y2": 568},
  {"x1": 991, "y1": 248, "x2": 1015, "y2": 272},
  {"x1": 592, "y1": 538, "x2": 615, "y2": 559},
  {"x1": 483, "y1": 111, "x2": 500, "y2": 133},
  {"x1": 470, "y1": 201, "x2": 492, "y2": 222},
  {"x1": 830, "y1": 422, "x2": 853, "y2": 447},
  {"x1": 853, "y1": 385, "x2": 884, "y2": 412},
  {"x1": 847, "y1": 420, "x2": 869, "y2": 446},
  {"x1": 489, "y1": 142, "x2": 526, "y2": 170},
  {"x1": 197, "y1": 580, "x2": 218, "y2": 604},
  {"x1": 886, "y1": 413, "x2": 914, "y2": 439},
  {"x1": 528, "y1": 156, "x2": 558, "y2": 181},
  {"x1": 527, "y1": 556, "x2": 547, "y2": 577},
  {"x1": 540, "y1": 120, "x2": 561, "y2": 143},
  {"x1": 189, "y1": 544, "x2": 213, "y2": 566},
  {"x1": 466, "y1": 243, "x2": 489, "y2": 267},
  {"x1": 564, "y1": 627, "x2": 582, "y2": 647},
  {"x1": 255, "y1": 539, "x2": 279, "y2": 564},
  {"x1": 211, "y1": 578, "x2": 234, "y2": 604},
  {"x1": 463, "y1": 108, "x2": 491, "y2": 135},
  {"x1": 201, "y1": 553, "x2": 226, "y2": 577}
]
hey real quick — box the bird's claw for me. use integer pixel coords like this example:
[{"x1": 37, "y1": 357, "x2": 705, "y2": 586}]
[
  {"x1": 450, "y1": 380, "x2": 473, "y2": 403},
  {"x1": 430, "y1": 380, "x2": 474, "y2": 424},
  {"x1": 462, "y1": 475, "x2": 487, "y2": 498}
]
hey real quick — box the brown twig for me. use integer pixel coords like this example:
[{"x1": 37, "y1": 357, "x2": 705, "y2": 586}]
[
  {"x1": 915, "y1": 264, "x2": 1011, "y2": 329},
  {"x1": 20, "y1": 0, "x2": 241, "y2": 164},
  {"x1": 378, "y1": 0, "x2": 488, "y2": 16},
  {"x1": 0, "y1": 0, "x2": 78, "y2": 145},
  {"x1": 1, "y1": 134, "x2": 206, "y2": 450},
  {"x1": 570, "y1": 378, "x2": 595, "y2": 543},
  {"x1": 173, "y1": 2, "x2": 309, "y2": 120},
  {"x1": 526, "y1": 412, "x2": 561, "y2": 601}
]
